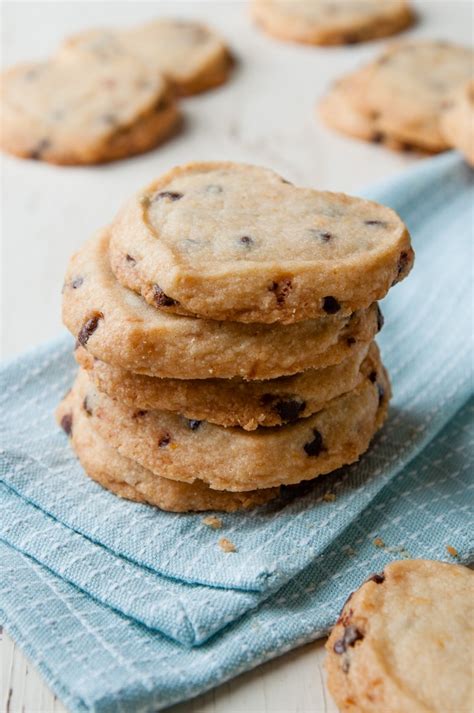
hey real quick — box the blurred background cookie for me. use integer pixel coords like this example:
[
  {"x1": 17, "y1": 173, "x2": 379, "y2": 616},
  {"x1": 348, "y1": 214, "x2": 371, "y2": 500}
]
[{"x1": 252, "y1": 0, "x2": 415, "y2": 45}]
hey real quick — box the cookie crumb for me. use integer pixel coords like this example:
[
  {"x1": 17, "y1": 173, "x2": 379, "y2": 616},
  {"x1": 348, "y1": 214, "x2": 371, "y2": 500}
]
[
  {"x1": 322, "y1": 492, "x2": 336, "y2": 502},
  {"x1": 203, "y1": 515, "x2": 222, "y2": 530},
  {"x1": 446, "y1": 545, "x2": 459, "y2": 558},
  {"x1": 373, "y1": 537, "x2": 385, "y2": 548},
  {"x1": 219, "y1": 537, "x2": 237, "y2": 553}
]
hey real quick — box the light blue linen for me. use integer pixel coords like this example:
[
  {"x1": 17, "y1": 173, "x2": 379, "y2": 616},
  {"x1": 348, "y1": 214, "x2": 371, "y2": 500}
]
[{"x1": 1, "y1": 152, "x2": 473, "y2": 711}]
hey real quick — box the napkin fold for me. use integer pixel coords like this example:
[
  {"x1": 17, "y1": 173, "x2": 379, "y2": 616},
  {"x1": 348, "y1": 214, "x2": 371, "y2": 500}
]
[{"x1": 1, "y1": 152, "x2": 473, "y2": 711}]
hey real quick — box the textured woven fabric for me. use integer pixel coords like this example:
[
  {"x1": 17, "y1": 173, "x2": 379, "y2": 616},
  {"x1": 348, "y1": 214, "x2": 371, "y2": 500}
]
[{"x1": 1, "y1": 152, "x2": 473, "y2": 711}]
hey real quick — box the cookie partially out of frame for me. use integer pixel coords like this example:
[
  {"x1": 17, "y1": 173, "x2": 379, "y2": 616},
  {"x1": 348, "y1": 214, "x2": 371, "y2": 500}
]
[
  {"x1": 57, "y1": 389, "x2": 278, "y2": 512},
  {"x1": 326, "y1": 559, "x2": 474, "y2": 713},
  {"x1": 441, "y1": 79, "x2": 474, "y2": 166},
  {"x1": 76, "y1": 340, "x2": 372, "y2": 430},
  {"x1": 109, "y1": 161, "x2": 413, "y2": 324},
  {"x1": 60, "y1": 18, "x2": 233, "y2": 96},
  {"x1": 320, "y1": 41, "x2": 473, "y2": 153},
  {"x1": 252, "y1": 0, "x2": 414, "y2": 46},
  {"x1": 62, "y1": 229, "x2": 382, "y2": 380},
  {"x1": 73, "y1": 351, "x2": 390, "y2": 492},
  {"x1": 0, "y1": 53, "x2": 179, "y2": 165}
]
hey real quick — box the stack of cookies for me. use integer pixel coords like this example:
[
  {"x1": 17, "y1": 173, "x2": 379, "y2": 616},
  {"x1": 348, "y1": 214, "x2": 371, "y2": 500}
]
[{"x1": 57, "y1": 162, "x2": 414, "y2": 513}]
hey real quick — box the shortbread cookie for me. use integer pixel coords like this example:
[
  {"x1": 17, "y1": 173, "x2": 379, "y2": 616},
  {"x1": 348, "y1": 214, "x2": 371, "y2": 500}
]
[
  {"x1": 62, "y1": 229, "x2": 381, "y2": 380},
  {"x1": 441, "y1": 80, "x2": 474, "y2": 166},
  {"x1": 109, "y1": 162, "x2": 413, "y2": 324},
  {"x1": 60, "y1": 19, "x2": 232, "y2": 96},
  {"x1": 319, "y1": 70, "x2": 431, "y2": 152},
  {"x1": 322, "y1": 41, "x2": 473, "y2": 153},
  {"x1": 326, "y1": 559, "x2": 474, "y2": 713},
  {"x1": 57, "y1": 389, "x2": 278, "y2": 512},
  {"x1": 76, "y1": 340, "x2": 372, "y2": 430},
  {"x1": 252, "y1": 0, "x2": 414, "y2": 46},
  {"x1": 0, "y1": 53, "x2": 179, "y2": 165},
  {"x1": 73, "y1": 352, "x2": 390, "y2": 491}
]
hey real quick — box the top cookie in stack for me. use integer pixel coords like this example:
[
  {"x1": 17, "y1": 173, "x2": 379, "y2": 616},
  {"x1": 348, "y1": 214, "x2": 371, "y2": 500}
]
[
  {"x1": 108, "y1": 162, "x2": 413, "y2": 323},
  {"x1": 58, "y1": 162, "x2": 413, "y2": 512}
]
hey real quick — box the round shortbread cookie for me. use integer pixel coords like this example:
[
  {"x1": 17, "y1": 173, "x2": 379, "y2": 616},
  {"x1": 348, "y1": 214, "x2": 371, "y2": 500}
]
[
  {"x1": 441, "y1": 79, "x2": 474, "y2": 166},
  {"x1": 319, "y1": 69, "x2": 433, "y2": 152},
  {"x1": 57, "y1": 389, "x2": 278, "y2": 512},
  {"x1": 324, "y1": 41, "x2": 474, "y2": 153},
  {"x1": 72, "y1": 351, "x2": 390, "y2": 491},
  {"x1": 60, "y1": 18, "x2": 233, "y2": 96},
  {"x1": 62, "y1": 228, "x2": 382, "y2": 380},
  {"x1": 0, "y1": 53, "x2": 179, "y2": 165},
  {"x1": 76, "y1": 340, "x2": 373, "y2": 430},
  {"x1": 252, "y1": 0, "x2": 414, "y2": 46},
  {"x1": 109, "y1": 161, "x2": 413, "y2": 324},
  {"x1": 326, "y1": 559, "x2": 474, "y2": 713}
]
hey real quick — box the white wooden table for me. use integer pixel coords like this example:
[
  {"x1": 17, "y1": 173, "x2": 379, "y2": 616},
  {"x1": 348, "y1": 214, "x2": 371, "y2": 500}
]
[{"x1": 1, "y1": 1, "x2": 471, "y2": 710}]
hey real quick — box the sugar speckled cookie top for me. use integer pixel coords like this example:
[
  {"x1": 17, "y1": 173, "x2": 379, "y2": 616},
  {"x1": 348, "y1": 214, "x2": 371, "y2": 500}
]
[
  {"x1": 326, "y1": 559, "x2": 474, "y2": 713},
  {"x1": 441, "y1": 80, "x2": 474, "y2": 166},
  {"x1": 252, "y1": 0, "x2": 414, "y2": 46},
  {"x1": 62, "y1": 229, "x2": 381, "y2": 379},
  {"x1": 109, "y1": 162, "x2": 413, "y2": 323},
  {"x1": 60, "y1": 19, "x2": 232, "y2": 95},
  {"x1": 0, "y1": 52, "x2": 179, "y2": 164}
]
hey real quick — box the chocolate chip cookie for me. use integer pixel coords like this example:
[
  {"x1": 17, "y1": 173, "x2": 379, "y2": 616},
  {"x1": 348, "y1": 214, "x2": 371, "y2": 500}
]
[
  {"x1": 108, "y1": 161, "x2": 413, "y2": 324},
  {"x1": 0, "y1": 53, "x2": 179, "y2": 165},
  {"x1": 71, "y1": 349, "x2": 390, "y2": 491},
  {"x1": 60, "y1": 18, "x2": 232, "y2": 96},
  {"x1": 326, "y1": 559, "x2": 474, "y2": 713},
  {"x1": 320, "y1": 41, "x2": 473, "y2": 152},
  {"x1": 62, "y1": 229, "x2": 381, "y2": 379},
  {"x1": 57, "y1": 388, "x2": 278, "y2": 512},
  {"x1": 252, "y1": 0, "x2": 414, "y2": 46},
  {"x1": 441, "y1": 79, "x2": 474, "y2": 166}
]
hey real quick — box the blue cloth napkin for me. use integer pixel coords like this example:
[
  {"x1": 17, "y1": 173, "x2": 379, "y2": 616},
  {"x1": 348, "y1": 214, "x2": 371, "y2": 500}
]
[{"x1": 1, "y1": 152, "x2": 473, "y2": 712}]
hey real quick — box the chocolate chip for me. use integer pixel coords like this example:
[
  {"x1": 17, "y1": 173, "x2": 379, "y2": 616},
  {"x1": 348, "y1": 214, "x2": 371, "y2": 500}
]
[
  {"x1": 396, "y1": 251, "x2": 410, "y2": 279},
  {"x1": 376, "y1": 304, "x2": 384, "y2": 332},
  {"x1": 271, "y1": 279, "x2": 292, "y2": 306},
  {"x1": 133, "y1": 410, "x2": 148, "y2": 418},
  {"x1": 77, "y1": 313, "x2": 103, "y2": 347},
  {"x1": 377, "y1": 383, "x2": 385, "y2": 405},
  {"x1": 239, "y1": 235, "x2": 254, "y2": 247},
  {"x1": 309, "y1": 229, "x2": 332, "y2": 242},
  {"x1": 322, "y1": 296, "x2": 341, "y2": 314},
  {"x1": 371, "y1": 131, "x2": 385, "y2": 144},
  {"x1": 101, "y1": 113, "x2": 118, "y2": 126},
  {"x1": 30, "y1": 138, "x2": 51, "y2": 160},
  {"x1": 364, "y1": 220, "x2": 387, "y2": 227},
  {"x1": 275, "y1": 399, "x2": 306, "y2": 422},
  {"x1": 343, "y1": 33, "x2": 358, "y2": 45},
  {"x1": 368, "y1": 370, "x2": 377, "y2": 383},
  {"x1": 346, "y1": 337, "x2": 356, "y2": 346},
  {"x1": 367, "y1": 572, "x2": 385, "y2": 584},
  {"x1": 71, "y1": 277, "x2": 83, "y2": 289},
  {"x1": 304, "y1": 429, "x2": 324, "y2": 456},
  {"x1": 152, "y1": 284, "x2": 178, "y2": 307},
  {"x1": 60, "y1": 413, "x2": 73, "y2": 436},
  {"x1": 333, "y1": 625, "x2": 364, "y2": 654},
  {"x1": 81, "y1": 397, "x2": 92, "y2": 416},
  {"x1": 154, "y1": 191, "x2": 183, "y2": 202},
  {"x1": 206, "y1": 184, "x2": 223, "y2": 194},
  {"x1": 158, "y1": 433, "x2": 171, "y2": 448},
  {"x1": 125, "y1": 254, "x2": 136, "y2": 265},
  {"x1": 280, "y1": 178, "x2": 293, "y2": 185},
  {"x1": 187, "y1": 419, "x2": 201, "y2": 430}
]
